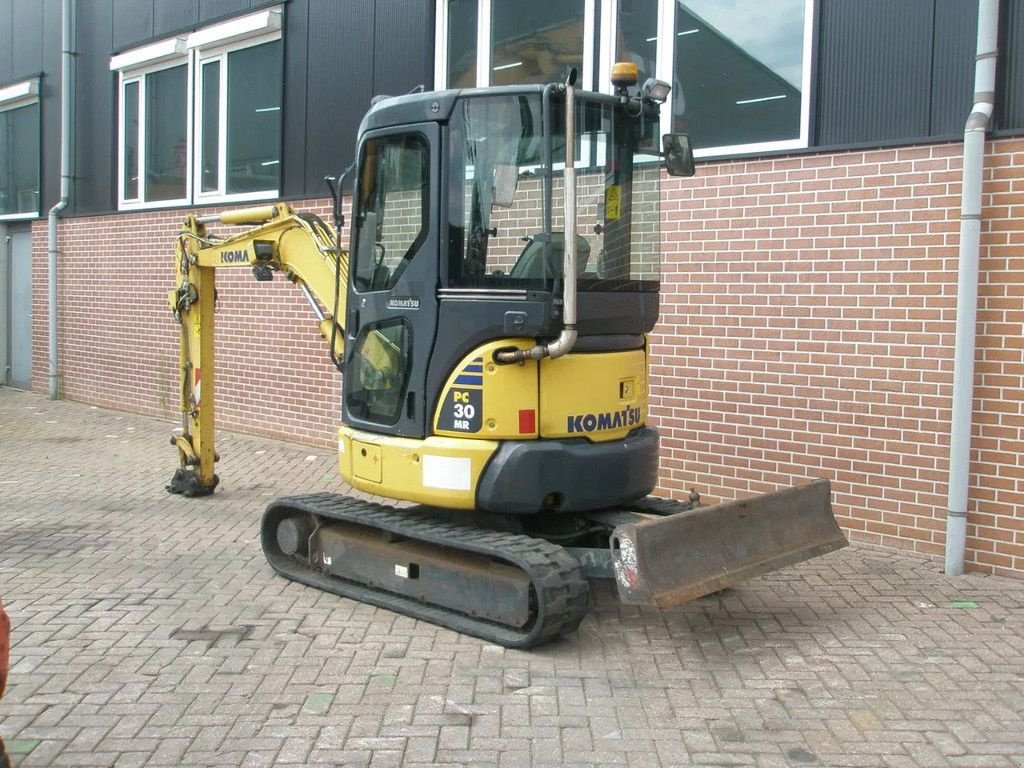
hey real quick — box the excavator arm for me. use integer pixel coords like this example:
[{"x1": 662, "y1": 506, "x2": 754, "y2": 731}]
[{"x1": 166, "y1": 203, "x2": 348, "y2": 496}]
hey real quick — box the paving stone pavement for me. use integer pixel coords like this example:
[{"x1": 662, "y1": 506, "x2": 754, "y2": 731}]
[{"x1": 0, "y1": 387, "x2": 1022, "y2": 768}]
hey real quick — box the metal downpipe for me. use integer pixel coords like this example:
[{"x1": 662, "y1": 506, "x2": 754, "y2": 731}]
[
  {"x1": 944, "y1": 0, "x2": 999, "y2": 576},
  {"x1": 47, "y1": 0, "x2": 73, "y2": 399},
  {"x1": 1, "y1": 224, "x2": 8, "y2": 383}
]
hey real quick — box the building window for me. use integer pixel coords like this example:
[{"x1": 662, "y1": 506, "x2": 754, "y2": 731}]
[
  {"x1": 671, "y1": 0, "x2": 812, "y2": 155},
  {"x1": 437, "y1": 0, "x2": 595, "y2": 89},
  {"x1": 119, "y1": 63, "x2": 188, "y2": 205},
  {"x1": 195, "y1": 39, "x2": 282, "y2": 200},
  {"x1": 0, "y1": 80, "x2": 40, "y2": 220},
  {"x1": 491, "y1": 0, "x2": 586, "y2": 86},
  {"x1": 445, "y1": 0, "x2": 478, "y2": 88},
  {"x1": 438, "y1": 0, "x2": 813, "y2": 158},
  {"x1": 111, "y1": 7, "x2": 282, "y2": 209}
]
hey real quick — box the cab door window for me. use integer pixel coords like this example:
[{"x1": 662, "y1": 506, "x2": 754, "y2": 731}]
[{"x1": 353, "y1": 134, "x2": 429, "y2": 292}]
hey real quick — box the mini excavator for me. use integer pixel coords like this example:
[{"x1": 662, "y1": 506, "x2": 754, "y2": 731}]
[{"x1": 167, "y1": 65, "x2": 847, "y2": 647}]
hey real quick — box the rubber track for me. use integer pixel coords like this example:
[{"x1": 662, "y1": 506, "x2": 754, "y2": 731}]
[{"x1": 261, "y1": 493, "x2": 590, "y2": 648}]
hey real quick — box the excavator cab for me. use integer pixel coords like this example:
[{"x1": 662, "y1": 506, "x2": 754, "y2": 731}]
[{"x1": 338, "y1": 84, "x2": 673, "y2": 511}]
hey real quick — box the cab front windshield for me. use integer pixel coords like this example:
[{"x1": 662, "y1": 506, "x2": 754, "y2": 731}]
[{"x1": 446, "y1": 92, "x2": 661, "y2": 291}]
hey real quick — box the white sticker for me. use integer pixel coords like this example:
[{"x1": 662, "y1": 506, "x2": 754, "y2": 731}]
[
  {"x1": 613, "y1": 535, "x2": 639, "y2": 591},
  {"x1": 422, "y1": 455, "x2": 472, "y2": 491},
  {"x1": 395, "y1": 564, "x2": 410, "y2": 578}
]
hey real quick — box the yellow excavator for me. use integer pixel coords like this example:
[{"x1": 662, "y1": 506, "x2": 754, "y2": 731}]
[{"x1": 166, "y1": 66, "x2": 847, "y2": 647}]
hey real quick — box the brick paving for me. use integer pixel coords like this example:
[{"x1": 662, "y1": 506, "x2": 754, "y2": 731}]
[{"x1": 0, "y1": 386, "x2": 1022, "y2": 768}]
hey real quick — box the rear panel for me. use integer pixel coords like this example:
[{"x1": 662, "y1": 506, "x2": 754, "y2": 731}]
[{"x1": 539, "y1": 349, "x2": 647, "y2": 441}]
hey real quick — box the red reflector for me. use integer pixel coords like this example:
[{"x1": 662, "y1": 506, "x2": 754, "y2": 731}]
[{"x1": 518, "y1": 409, "x2": 536, "y2": 434}]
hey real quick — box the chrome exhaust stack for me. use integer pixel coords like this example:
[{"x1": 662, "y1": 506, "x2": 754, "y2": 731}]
[{"x1": 496, "y1": 71, "x2": 578, "y2": 364}]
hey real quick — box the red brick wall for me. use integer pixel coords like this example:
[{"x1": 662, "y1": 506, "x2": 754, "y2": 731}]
[
  {"x1": 29, "y1": 137, "x2": 1024, "y2": 578},
  {"x1": 653, "y1": 137, "x2": 1023, "y2": 578},
  {"x1": 30, "y1": 202, "x2": 342, "y2": 448}
]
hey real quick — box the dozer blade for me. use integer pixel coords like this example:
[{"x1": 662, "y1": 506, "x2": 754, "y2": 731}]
[{"x1": 611, "y1": 479, "x2": 846, "y2": 607}]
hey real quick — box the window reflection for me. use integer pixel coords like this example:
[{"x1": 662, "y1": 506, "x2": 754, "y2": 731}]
[
  {"x1": 0, "y1": 103, "x2": 40, "y2": 215},
  {"x1": 122, "y1": 81, "x2": 139, "y2": 200},
  {"x1": 490, "y1": 0, "x2": 584, "y2": 86},
  {"x1": 200, "y1": 61, "x2": 220, "y2": 193},
  {"x1": 673, "y1": 0, "x2": 805, "y2": 148},
  {"x1": 447, "y1": 0, "x2": 477, "y2": 88},
  {"x1": 616, "y1": 0, "x2": 658, "y2": 88},
  {"x1": 226, "y1": 41, "x2": 282, "y2": 195},
  {"x1": 144, "y1": 65, "x2": 187, "y2": 201}
]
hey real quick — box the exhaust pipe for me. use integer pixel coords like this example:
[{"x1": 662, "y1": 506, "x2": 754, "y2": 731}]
[{"x1": 497, "y1": 72, "x2": 578, "y2": 364}]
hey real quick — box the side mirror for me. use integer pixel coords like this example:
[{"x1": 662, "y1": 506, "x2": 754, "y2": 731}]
[{"x1": 662, "y1": 133, "x2": 695, "y2": 177}]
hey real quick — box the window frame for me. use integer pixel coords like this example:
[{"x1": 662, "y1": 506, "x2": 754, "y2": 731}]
[
  {"x1": 435, "y1": 0, "x2": 597, "y2": 90},
  {"x1": 667, "y1": 0, "x2": 815, "y2": 158},
  {"x1": 111, "y1": 7, "x2": 282, "y2": 211},
  {"x1": 0, "y1": 79, "x2": 41, "y2": 222},
  {"x1": 191, "y1": 32, "x2": 283, "y2": 205},
  {"x1": 436, "y1": 0, "x2": 815, "y2": 159},
  {"x1": 115, "y1": 57, "x2": 192, "y2": 211}
]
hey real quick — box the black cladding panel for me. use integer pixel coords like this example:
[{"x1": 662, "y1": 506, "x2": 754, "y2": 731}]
[
  {"x1": 303, "y1": 0, "x2": 376, "y2": 190},
  {"x1": 816, "y1": 0, "x2": 934, "y2": 146},
  {"x1": 279, "y1": 0, "x2": 309, "y2": 199},
  {"x1": 198, "y1": 0, "x2": 254, "y2": 22},
  {"x1": 39, "y1": 0, "x2": 62, "y2": 214},
  {"x1": 373, "y1": 0, "x2": 434, "y2": 97},
  {"x1": 0, "y1": 0, "x2": 13, "y2": 83},
  {"x1": 112, "y1": 0, "x2": 154, "y2": 50},
  {"x1": 930, "y1": 0, "x2": 978, "y2": 137},
  {"x1": 999, "y1": 0, "x2": 1024, "y2": 132},
  {"x1": 73, "y1": 0, "x2": 115, "y2": 214},
  {"x1": 10, "y1": 1, "x2": 45, "y2": 79},
  {"x1": 154, "y1": 0, "x2": 200, "y2": 37}
]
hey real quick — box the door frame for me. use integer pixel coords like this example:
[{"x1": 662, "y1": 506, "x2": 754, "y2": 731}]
[{"x1": 3, "y1": 223, "x2": 34, "y2": 389}]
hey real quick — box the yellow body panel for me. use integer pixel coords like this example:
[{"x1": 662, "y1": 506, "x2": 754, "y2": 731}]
[
  {"x1": 433, "y1": 339, "x2": 539, "y2": 440},
  {"x1": 539, "y1": 348, "x2": 647, "y2": 441},
  {"x1": 339, "y1": 427, "x2": 499, "y2": 509}
]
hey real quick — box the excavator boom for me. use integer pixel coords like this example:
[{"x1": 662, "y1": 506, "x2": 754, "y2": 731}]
[{"x1": 167, "y1": 204, "x2": 345, "y2": 496}]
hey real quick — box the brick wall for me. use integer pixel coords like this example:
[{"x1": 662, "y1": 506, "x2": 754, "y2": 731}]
[
  {"x1": 30, "y1": 202, "x2": 342, "y2": 449},
  {"x1": 29, "y1": 137, "x2": 1024, "y2": 578},
  {"x1": 653, "y1": 137, "x2": 1023, "y2": 578}
]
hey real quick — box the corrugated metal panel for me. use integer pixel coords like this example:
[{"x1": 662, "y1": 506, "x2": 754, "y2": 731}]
[
  {"x1": 373, "y1": 0, "x2": 434, "y2": 96},
  {"x1": 930, "y1": 0, "x2": 977, "y2": 137},
  {"x1": 154, "y1": 0, "x2": 200, "y2": 37},
  {"x1": 198, "y1": 0, "x2": 254, "y2": 24},
  {"x1": 279, "y1": 0, "x2": 308, "y2": 198},
  {"x1": 303, "y1": 0, "x2": 375, "y2": 190},
  {"x1": 0, "y1": 0, "x2": 13, "y2": 83},
  {"x1": 816, "y1": 0, "x2": 933, "y2": 146},
  {"x1": 998, "y1": 0, "x2": 1024, "y2": 131},
  {"x1": 73, "y1": 0, "x2": 116, "y2": 214},
  {"x1": 112, "y1": 0, "x2": 153, "y2": 50},
  {"x1": 39, "y1": 0, "x2": 63, "y2": 213},
  {"x1": 11, "y1": 1, "x2": 45, "y2": 79}
]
